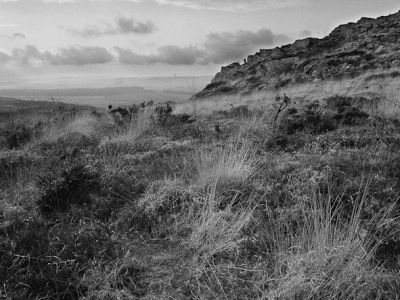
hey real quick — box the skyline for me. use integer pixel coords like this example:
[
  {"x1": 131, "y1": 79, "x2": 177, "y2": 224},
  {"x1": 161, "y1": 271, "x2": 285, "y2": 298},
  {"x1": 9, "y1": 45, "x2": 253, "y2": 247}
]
[{"x1": 0, "y1": 0, "x2": 399, "y2": 89}]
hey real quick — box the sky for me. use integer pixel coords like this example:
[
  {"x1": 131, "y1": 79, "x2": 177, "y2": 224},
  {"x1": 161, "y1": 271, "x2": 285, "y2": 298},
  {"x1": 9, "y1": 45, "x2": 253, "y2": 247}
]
[{"x1": 0, "y1": 0, "x2": 399, "y2": 89}]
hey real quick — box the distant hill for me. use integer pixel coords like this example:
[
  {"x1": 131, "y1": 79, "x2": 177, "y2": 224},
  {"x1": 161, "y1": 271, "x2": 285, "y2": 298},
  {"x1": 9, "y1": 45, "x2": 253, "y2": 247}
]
[
  {"x1": 0, "y1": 76, "x2": 212, "y2": 108},
  {"x1": 0, "y1": 86, "x2": 193, "y2": 108},
  {"x1": 0, "y1": 96, "x2": 86, "y2": 113},
  {"x1": 196, "y1": 10, "x2": 400, "y2": 99}
]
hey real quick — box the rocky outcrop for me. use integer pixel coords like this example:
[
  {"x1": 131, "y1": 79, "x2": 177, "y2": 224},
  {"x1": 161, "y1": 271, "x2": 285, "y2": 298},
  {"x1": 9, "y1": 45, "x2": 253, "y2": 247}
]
[{"x1": 195, "y1": 11, "x2": 400, "y2": 99}]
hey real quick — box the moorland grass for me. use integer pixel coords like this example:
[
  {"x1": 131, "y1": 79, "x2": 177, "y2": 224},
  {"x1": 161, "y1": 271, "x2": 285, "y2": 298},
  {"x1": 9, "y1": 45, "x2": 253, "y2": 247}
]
[{"x1": 1, "y1": 93, "x2": 400, "y2": 299}]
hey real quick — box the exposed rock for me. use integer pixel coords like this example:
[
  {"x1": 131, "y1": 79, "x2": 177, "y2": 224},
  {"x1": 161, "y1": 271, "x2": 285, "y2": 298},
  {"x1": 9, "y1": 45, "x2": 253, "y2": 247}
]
[{"x1": 195, "y1": 10, "x2": 400, "y2": 98}]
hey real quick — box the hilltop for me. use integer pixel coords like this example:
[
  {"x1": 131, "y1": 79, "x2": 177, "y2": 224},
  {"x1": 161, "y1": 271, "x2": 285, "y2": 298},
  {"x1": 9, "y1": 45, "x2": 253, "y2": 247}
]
[{"x1": 196, "y1": 10, "x2": 400, "y2": 99}]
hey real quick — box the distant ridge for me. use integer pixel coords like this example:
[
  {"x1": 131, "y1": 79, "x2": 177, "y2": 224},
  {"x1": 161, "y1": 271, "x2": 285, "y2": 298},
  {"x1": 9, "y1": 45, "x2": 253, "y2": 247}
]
[{"x1": 195, "y1": 10, "x2": 400, "y2": 99}]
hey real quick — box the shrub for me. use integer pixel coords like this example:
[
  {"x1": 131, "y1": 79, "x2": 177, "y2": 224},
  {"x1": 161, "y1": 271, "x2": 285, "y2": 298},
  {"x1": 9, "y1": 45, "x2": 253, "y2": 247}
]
[
  {"x1": 154, "y1": 104, "x2": 173, "y2": 126},
  {"x1": 1, "y1": 219, "x2": 120, "y2": 300},
  {"x1": 204, "y1": 81, "x2": 226, "y2": 90},
  {"x1": 36, "y1": 164, "x2": 100, "y2": 215},
  {"x1": 282, "y1": 100, "x2": 339, "y2": 135},
  {"x1": 0, "y1": 122, "x2": 33, "y2": 149}
]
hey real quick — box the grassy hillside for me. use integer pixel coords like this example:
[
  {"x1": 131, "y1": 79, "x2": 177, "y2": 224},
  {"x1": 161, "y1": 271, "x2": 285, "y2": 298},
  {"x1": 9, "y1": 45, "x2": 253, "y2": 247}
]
[{"x1": 1, "y1": 93, "x2": 400, "y2": 299}]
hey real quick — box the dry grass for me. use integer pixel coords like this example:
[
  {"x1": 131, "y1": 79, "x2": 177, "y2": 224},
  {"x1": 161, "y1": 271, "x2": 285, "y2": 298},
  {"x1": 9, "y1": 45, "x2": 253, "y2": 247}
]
[
  {"x1": 187, "y1": 183, "x2": 255, "y2": 260},
  {"x1": 263, "y1": 182, "x2": 400, "y2": 299},
  {"x1": 178, "y1": 67, "x2": 400, "y2": 122},
  {"x1": 98, "y1": 108, "x2": 154, "y2": 173},
  {"x1": 238, "y1": 110, "x2": 274, "y2": 140},
  {"x1": 2, "y1": 80, "x2": 400, "y2": 299},
  {"x1": 192, "y1": 139, "x2": 258, "y2": 190},
  {"x1": 38, "y1": 111, "x2": 100, "y2": 143},
  {"x1": 100, "y1": 108, "x2": 153, "y2": 145},
  {"x1": 373, "y1": 87, "x2": 400, "y2": 120}
]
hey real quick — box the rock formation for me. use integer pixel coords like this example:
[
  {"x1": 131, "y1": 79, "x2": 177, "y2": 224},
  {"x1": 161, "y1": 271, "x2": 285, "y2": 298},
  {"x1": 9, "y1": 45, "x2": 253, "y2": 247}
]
[{"x1": 195, "y1": 11, "x2": 400, "y2": 99}]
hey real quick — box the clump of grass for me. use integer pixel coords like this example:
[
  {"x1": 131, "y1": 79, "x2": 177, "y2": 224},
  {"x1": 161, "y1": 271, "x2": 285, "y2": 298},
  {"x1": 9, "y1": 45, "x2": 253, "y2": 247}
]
[
  {"x1": 138, "y1": 179, "x2": 191, "y2": 216},
  {"x1": 238, "y1": 110, "x2": 273, "y2": 141},
  {"x1": 126, "y1": 178, "x2": 194, "y2": 237},
  {"x1": 38, "y1": 111, "x2": 97, "y2": 143},
  {"x1": 187, "y1": 183, "x2": 255, "y2": 259},
  {"x1": 98, "y1": 108, "x2": 154, "y2": 158},
  {"x1": 107, "y1": 108, "x2": 153, "y2": 144},
  {"x1": 193, "y1": 139, "x2": 258, "y2": 191},
  {"x1": 262, "y1": 183, "x2": 400, "y2": 299},
  {"x1": 0, "y1": 149, "x2": 41, "y2": 186}
]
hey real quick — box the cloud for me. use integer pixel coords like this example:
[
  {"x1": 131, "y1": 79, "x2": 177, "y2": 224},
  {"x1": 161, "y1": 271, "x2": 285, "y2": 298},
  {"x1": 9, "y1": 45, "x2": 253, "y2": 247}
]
[
  {"x1": 116, "y1": 45, "x2": 206, "y2": 65},
  {"x1": 12, "y1": 32, "x2": 26, "y2": 39},
  {"x1": 117, "y1": 17, "x2": 156, "y2": 34},
  {"x1": 203, "y1": 28, "x2": 289, "y2": 64},
  {"x1": 1, "y1": 0, "x2": 307, "y2": 11},
  {"x1": 4, "y1": 45, "x2": 113, "y2": 66},
  {"x1": 44, "y1": 46, "x2": 114, "y2": 65},
  {"x1": 0, "y1": 32, "x2": 26, "y2": 40},
  {"x1": 2, "y1": 27, "x2": 287, "y2": 68},
  {"x1": 11, "y1": 45, "x2": 43, "y2": 64},
  {"x1": 148, "y1": 0, "x2": 307, "y2": 11},
  {"x1": 301, "y1": 30, "x2": 312, "y2": 36},
  {"x1": 0, "y1": 51, "x2": 11, "y2": 65},
  {"x1": 115, "y1": 45, "x2": 207, "y2": 65},
  {"x1": 157, "y1": 45, "x2": 206, "y2": 65},
  {"x1": 115, "y1": 47, "x2": 150, "y2": 65},
  {"x1": 116, "y1": 28, "x2": 288, "y2": 65},
  {"x1": 71, "y1": 17, "x2": 157, "y2": 37},
  {"x1": 0, "y1": 24, "x2": 19, "y2": 28}
]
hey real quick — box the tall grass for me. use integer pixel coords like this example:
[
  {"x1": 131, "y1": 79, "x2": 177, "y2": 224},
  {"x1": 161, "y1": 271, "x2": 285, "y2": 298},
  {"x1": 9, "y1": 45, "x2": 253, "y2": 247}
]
[
  {"x1": 98, "y1": 108, "x2": 154, "y2": 174},
  {"x1": 192, "y1": 139, "x2": 258, "y2": 190},
  {"x1": 101, "y1": 108, "x2": 153, "y2": 145},
  {"x1": 238, "y1": 110, "x2": 274, "y2": 141},
  {"x1": 38, "y1": 111, "x2": 100, "y2": 142},
  {"x1": 187, "y1": 183, "x2": 255, "y2": 259},
  {"x1": 263, "y1": 182, "x2": 400, "y2": 299},
  {"x1": 373, "y1": 89, "x2": 400, "y2": 121}
]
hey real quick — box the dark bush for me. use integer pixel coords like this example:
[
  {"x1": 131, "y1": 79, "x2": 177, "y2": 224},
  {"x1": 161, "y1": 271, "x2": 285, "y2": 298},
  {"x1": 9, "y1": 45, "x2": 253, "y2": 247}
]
[
  {"x1": 204, "y1": 81, "x2": 226, "y2": 90},
  {"x1": 365, "y1": 70, "x2": 400, "y2": 81},
  {"x1": 36, "y1": 165, "x2": 100, "y2": 215},
  {"x1": 175, "y1": 113, "x2": 194, "y2": 123},
  {"x1": 334, "y1": 106, "x2": 369, "y2": 125},
  {"x1": 154, "y1": 104, "x2": 173, "y2": 126},
  {"x1": 283, "y1": 101, "x2": 338, "y2": 135},
  {"x1": 1, "y1": 219, "x2": 120, "y2": 300},
  {"x1": 326, "y1": 95, "x2": 353, "y2": 109},
  {"x1": 0, "y1": 122, "x2": 33, "y2": 149},
  {"x1": 275, "y1": 78, "x2": 291, "y2": 89},
  {"x1": 219, "y1": 86, "x2": 235, "y2": 93}
]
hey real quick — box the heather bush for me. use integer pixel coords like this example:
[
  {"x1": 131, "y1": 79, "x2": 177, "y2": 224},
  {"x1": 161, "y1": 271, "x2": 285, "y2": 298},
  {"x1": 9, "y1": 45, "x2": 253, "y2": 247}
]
[
  {"x1": 0, "y1": 219, "x2": 120, "y2": 300},
  {"x1": 0, "y1": 121, "x2": 33, "y2": 149},
  {"x1": 36, "y1": 164, "x2": 100, "y2": 215}
]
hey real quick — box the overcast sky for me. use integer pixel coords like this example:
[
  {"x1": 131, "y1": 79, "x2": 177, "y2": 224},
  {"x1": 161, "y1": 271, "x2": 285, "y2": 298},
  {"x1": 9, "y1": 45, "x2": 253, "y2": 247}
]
[{"x1": 0, "y1": 0, "x2": 399, "y2": 89}]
